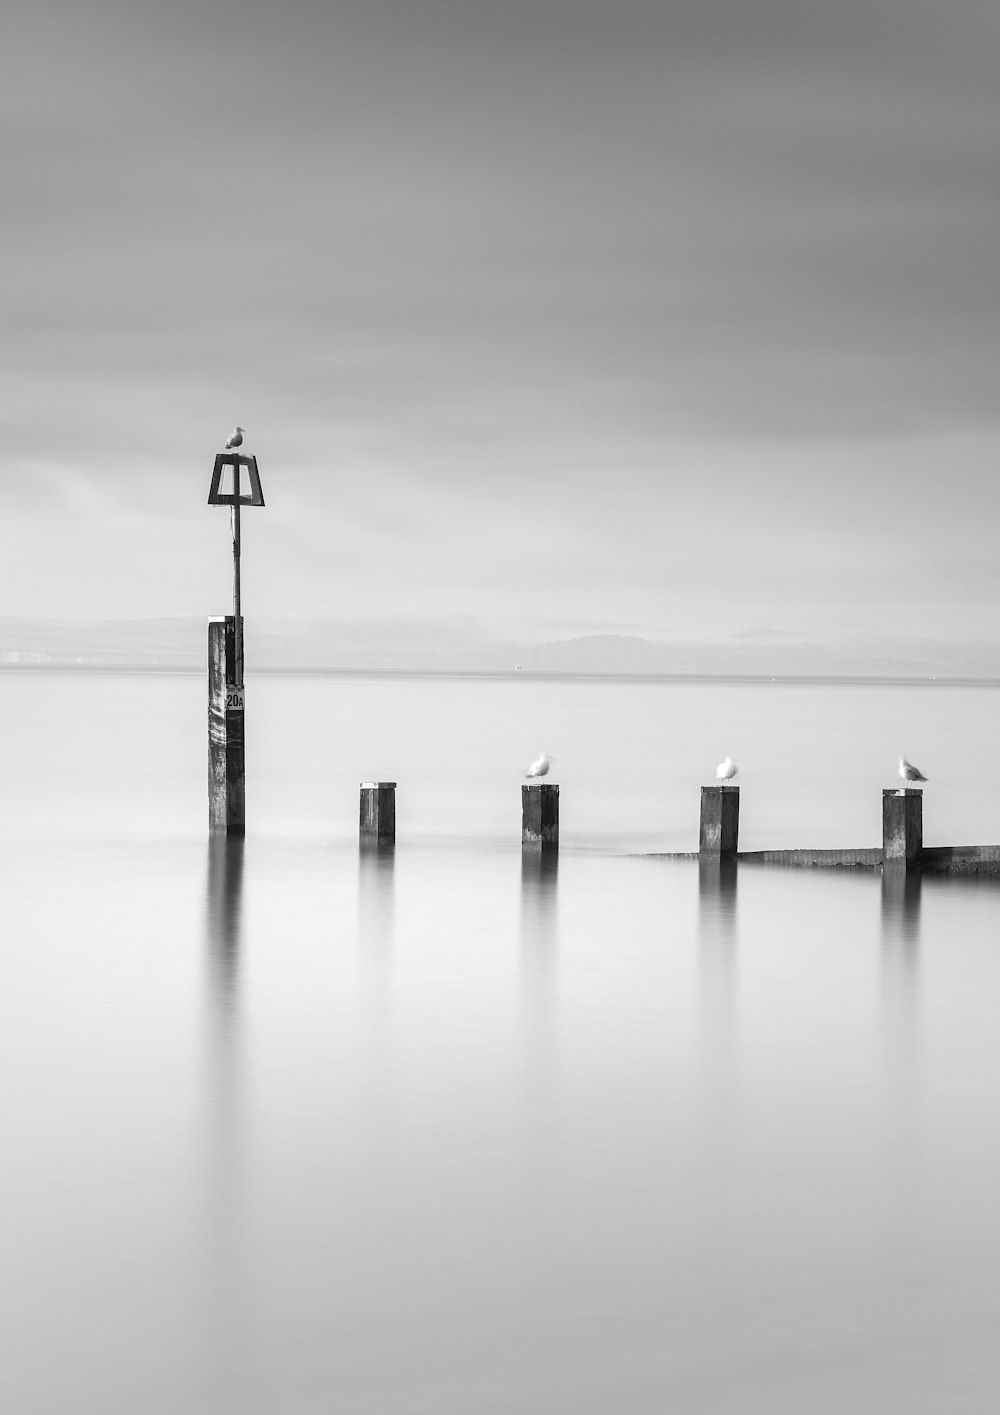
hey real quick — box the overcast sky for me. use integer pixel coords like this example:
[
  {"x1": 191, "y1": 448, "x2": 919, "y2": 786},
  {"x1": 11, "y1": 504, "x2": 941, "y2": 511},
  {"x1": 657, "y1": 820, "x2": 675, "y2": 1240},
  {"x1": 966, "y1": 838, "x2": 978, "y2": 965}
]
[{"x1": 2, "y1": 0, "x2": 998, "y2": 642}]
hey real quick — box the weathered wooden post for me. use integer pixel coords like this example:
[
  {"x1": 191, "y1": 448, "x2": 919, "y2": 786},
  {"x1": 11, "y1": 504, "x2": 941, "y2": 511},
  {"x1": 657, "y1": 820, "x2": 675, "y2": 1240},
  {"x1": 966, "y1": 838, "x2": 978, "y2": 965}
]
[
  {"x1": 360, "y1": 782, "x2": 396, "y2": 847},
  {"x1": 207, "y1": 445, "x2": 265, "y2": 835},
  {"x1": 883, "y1": 788, "x2": 922, "y2": 871},
  {"x1": 522, "y1": 783, "x2": 559, "y2": 853},
  {"x1": 700, "y1": 786, "x2": 739, "y2": 861}
]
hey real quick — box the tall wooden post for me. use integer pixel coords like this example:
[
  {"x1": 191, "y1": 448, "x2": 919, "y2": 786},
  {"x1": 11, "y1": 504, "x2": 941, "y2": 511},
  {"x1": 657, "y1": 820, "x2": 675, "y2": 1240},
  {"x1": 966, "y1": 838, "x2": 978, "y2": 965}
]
[
  {"x1": 207, "y1": 447, "x2": 263, "y2": 836},
  {"x1": 208, "y1": 616, "x2": 245, "y2": 834}
]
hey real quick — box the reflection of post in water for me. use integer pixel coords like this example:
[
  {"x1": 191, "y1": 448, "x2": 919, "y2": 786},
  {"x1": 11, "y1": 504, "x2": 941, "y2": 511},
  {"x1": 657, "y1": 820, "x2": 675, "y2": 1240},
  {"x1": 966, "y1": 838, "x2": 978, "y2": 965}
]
[
  {"x1": 880, "y1": 867, "x2": 921, "y2": 1032},
  {"x1": 357, "y1": 846, "x2": 396, "y2": 1117},
  {"x1": 205, "y1": 837, "x2": 245, "y2": 1156},
  {"x1": 520, "y1": 852, "x2": 559, "y2": 1091},
  {"x1": 881, "y1": 867, "x2": 922, "y2": 945},
  {"x1": 698, "y1": 859, "x2": 738, "y2": 1004},
  {"x1": 521, "y1": 851, "x2": 559, "y2": 977},
  {"x1": 203, "y1": 837, "x2": 247, "y2": 1397},
  {"x1": 879, "y1": 865, "x2": 923, "y2": 1182},
  {"x1": 358, "y1": 843, "x2": 396, "y2": 962},
  {"x1": 207, "y1": 837, "x2": 244, "y2": 1020},
  {"x1": 697, "y1": 859, "x2": 738, "y2": 1127}
]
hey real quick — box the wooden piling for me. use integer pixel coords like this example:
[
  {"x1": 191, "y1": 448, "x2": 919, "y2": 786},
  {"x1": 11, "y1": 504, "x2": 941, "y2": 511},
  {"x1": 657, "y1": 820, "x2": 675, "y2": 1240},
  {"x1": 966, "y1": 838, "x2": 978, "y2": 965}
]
[
  {"x1": 522, "y1": 783, "x2": 559, "y2": 853},
  {"x1": 360, "y1": 782, "x2": 396, "y2": 847},
  {"x1": 700, "y1": 785, "x2": 739, "y2": 861},
  {"x1": 208, "y1": 615, "x2": 245, "y2": 835},
  {"x1": 883, "y1": 788, "x2": 922, "y2": 871}
]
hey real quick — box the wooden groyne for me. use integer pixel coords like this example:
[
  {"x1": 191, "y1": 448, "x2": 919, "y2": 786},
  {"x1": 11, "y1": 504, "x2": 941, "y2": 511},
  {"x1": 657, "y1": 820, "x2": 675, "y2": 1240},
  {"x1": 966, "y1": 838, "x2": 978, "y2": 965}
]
[
  {"x1": 652, "y1": 846, "x2": 1000, "y2": 876},
  {"x1": 735, "y1": 847, "x2": 882, "y2": 869},
  {"x1": 647, "y1": 788, "x2": 1000, "y2": 877},
  {"x1": 921, "y1": 845, "x2": 1000, "y2": 877}
]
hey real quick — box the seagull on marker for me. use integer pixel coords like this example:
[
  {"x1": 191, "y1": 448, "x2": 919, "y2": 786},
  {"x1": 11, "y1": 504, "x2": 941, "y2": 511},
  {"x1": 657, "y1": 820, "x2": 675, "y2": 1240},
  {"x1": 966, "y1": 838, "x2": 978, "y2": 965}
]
[
  {"x1": 526, "y1": 751, "x2": 552, "y2": 779},
  {"x1": 898, "y1": 755, "x2": 928, "y2": 788},
  {"x1": 715, "y1": 756, "x2": 738, "y2": 783},
  {"x1": 225, "y1": 425, "x2": 245, "y2": 451}
]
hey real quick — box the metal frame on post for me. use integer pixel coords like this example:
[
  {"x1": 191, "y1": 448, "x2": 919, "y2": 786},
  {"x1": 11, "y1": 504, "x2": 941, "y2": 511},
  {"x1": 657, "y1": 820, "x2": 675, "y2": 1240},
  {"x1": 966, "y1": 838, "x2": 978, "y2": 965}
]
[{"x1": 208, "y1": 454, "x2": 265, "y2": 690}]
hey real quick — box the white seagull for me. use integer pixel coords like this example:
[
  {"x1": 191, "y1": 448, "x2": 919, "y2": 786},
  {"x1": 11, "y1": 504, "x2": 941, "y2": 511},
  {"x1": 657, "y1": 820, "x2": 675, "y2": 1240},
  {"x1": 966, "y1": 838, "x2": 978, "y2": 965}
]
[
  {"x1": 715, "y1": 756, "x2": 738, "y2": 783},
  {"x1": 898, "y1": 755, "x2": 928, "y2": 787},
  {"x1": 525, "y1": 751, "x2": 552, "y2": 779},
  {"x1": 225, "y1": 425, "x2": 245, "y2": 451}
]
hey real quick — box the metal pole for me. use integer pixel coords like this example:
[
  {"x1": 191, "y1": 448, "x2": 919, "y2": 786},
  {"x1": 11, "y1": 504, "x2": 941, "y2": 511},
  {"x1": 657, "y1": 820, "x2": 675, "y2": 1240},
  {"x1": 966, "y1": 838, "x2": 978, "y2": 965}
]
[{"x1": 232, "y1": 492, "x2": 242, "y2": 688}]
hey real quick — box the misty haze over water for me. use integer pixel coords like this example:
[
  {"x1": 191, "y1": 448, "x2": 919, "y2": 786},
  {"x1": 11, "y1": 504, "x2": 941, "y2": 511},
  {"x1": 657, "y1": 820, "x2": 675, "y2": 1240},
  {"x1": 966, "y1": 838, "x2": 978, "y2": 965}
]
[{"x1": 2, "y1": 671, "x2": 999, "y2": 1413}]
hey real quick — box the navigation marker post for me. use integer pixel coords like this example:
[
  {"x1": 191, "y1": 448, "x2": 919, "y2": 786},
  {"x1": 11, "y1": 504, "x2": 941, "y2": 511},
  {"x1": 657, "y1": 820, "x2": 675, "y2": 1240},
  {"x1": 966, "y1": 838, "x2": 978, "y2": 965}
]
[{"x1": 207, "y1": 448, "x2": 265, "y2": 834}]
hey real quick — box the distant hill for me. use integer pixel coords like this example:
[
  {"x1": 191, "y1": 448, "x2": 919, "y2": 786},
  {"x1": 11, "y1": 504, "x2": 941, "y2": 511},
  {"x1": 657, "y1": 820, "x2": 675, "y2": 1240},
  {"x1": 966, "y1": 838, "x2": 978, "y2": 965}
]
[
  {"x1": 513, "y1": 633, "x2": 1000, "y2": 680},
  {"x1": 0, "y1": 618, "x2": 997, "y2": 681}
]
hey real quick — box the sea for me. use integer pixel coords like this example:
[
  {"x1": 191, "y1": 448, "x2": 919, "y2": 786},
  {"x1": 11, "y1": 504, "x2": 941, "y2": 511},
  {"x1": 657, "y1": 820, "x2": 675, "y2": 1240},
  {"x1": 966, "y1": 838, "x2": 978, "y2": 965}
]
[{"x1": 1, "y1": 669, "x2": 999, "y2": 1414}]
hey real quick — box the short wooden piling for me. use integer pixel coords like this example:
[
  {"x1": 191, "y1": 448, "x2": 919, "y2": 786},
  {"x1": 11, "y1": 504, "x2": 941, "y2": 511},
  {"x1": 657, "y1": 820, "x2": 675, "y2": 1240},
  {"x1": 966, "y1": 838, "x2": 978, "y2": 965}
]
[
  {"x1": 360, "y1": 782, "x2": 396, "y2": 847},
  {"x1": 208, "y1": 615, "x2": 245, "y2": 835},
  {"x1": 700, "y1": 785, "x2": 739, "y2": 861},
  {"x1": 883, "y1": 788, "x2": 922, "y2": 871},
  {"x1": 522, "y1": 783, "x2": 559, "y2": 853}
]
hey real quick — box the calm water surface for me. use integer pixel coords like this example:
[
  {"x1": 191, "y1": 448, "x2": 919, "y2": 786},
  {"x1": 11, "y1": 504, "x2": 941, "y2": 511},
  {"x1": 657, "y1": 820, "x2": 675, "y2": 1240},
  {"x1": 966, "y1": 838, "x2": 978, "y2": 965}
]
[{"x1": 1, "y1": 671, "x2": 999, "y2": 1413}]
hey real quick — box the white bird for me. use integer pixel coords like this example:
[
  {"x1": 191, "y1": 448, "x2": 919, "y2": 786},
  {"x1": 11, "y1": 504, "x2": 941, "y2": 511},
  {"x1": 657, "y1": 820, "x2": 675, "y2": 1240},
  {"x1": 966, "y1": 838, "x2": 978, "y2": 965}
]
[
  {"x1": 715, "y1": 756, "x2": 738, "y2": 783},
  {"x1": 525, "y1": 751, "x2": 552, "y2": 779},
  {"x1": 225, "y1": 425, "x2": 245, "y2": 451},
  {"x1": 898, "y1": 755, "x2": 928, "y2": 787}
]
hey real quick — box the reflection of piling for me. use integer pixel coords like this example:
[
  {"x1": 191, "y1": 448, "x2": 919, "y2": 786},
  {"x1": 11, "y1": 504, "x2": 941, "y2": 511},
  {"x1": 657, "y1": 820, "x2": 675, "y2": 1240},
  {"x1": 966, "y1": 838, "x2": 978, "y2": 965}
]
[
  {"x1": 880, "y1": 868, "x2": 922, "y2": 1013},
  {"x1": 881, "y1": 868, "x2": 922, "y2": 945},
  {"x1": 883, "y1": 789, "x2": 922, "y2": 871},
  {"x1": 522, "y1": 783, "x2": 559, "y2": 853},
  {"x1": 206, "y1": 836, "x2": 245, "y2": 1005},
  {"x1": 697, "y1": 857, "x2": 738, "y2": 1150},
  {"x1": 358, "y1": 843, "x2": 396, "y2": 959},
  {"x1": 700, "y1": 786, "x2": 739, "y2": 861},
  {"x1": 520, "y1": 853, "x2": 559, "y2": 971},
  {"x1": 879, "y1": 864, "x2": 921, "y2": 1155},
  {"x1": 202, "y1": 836, "x2": 247, "y2": 1396},
  {"x1": 521, "y1": 851, "x2": 559, "y2": 904},
  {"x1": 698, "y1": 860, "x2": 738, "y2": 985},
  {"x1": 520, "y1": 852, "x2": 559, "y2": 1120},
  {"x1": 208, "y1": 616, "x2": 245, "y2": 835},
  {"x1": 204, "y1": 836, "x2": 245, "y2": 1159},
  {"x1": 360, "y1": 782, "x2": 396, "y2": 847},
  {"x1": 699, "y1": 857, "x2": 738, "y2": 906}
]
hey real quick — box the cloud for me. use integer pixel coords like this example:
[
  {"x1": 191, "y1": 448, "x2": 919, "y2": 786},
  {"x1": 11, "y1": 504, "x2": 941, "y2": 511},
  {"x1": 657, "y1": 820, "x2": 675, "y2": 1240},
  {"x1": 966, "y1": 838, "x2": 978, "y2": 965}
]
[{"x1": 2, "y1": 0, "x2": 998, "y2": 631}]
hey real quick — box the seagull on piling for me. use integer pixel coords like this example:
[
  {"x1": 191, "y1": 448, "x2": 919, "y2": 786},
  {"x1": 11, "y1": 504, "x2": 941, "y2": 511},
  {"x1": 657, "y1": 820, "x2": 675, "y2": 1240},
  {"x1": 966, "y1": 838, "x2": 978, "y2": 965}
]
[
  {"x1": 715, "y1": 756, "x2": 738, "y2": 784},
  {"x1": 225, "y1": 425, "x2": 245, "y2": 451},
  {"x1": 525, "y1": 751, "x2": 552, "y2": 779},
  {"x1": 898, "y1": 755, "x2": 928, "y2": 788}
]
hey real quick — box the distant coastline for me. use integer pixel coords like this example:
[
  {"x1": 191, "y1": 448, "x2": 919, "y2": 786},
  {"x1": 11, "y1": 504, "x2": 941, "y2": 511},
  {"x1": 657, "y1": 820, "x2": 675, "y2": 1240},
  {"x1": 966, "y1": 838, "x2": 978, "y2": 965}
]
[
  {"x1": 1, "y1": 660, "x2": 998, "y2": 689},
  {"x1": 1, "y1": 617, "x2": 997, "y2": 683}
]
